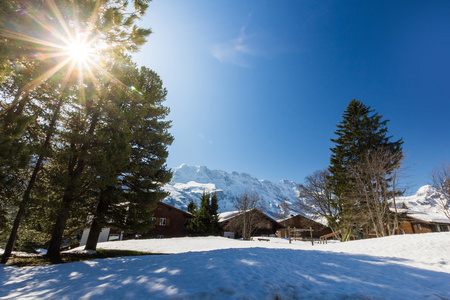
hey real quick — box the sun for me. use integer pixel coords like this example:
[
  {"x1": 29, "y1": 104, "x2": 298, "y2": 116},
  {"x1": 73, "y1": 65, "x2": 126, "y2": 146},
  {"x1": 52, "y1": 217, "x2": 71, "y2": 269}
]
[
  {"x1": 66, "y1": 40, "x2": 91, "y2": 62},
  {"x1": 0, "y1": 0, "x2": 133, "y2": 97}
]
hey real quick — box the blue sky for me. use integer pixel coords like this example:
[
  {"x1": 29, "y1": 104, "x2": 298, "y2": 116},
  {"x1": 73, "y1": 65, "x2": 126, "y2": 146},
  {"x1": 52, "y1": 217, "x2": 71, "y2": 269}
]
[{"x1": 134, "y1": 0, "x2": 450, "y2": 193}]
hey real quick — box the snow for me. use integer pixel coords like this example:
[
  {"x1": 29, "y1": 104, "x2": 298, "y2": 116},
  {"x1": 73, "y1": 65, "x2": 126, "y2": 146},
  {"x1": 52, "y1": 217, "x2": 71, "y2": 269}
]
[
  {"x1": 163, "y1": 164, "x2": 302, "y2": 217},
  {"x1": 393, "y1": 209, "x2": 450, "y2": 224},
  {"x1": 164, "y1": 165, "x2": 449, "y2": 225},
  {"x1": 217, "y1": 210, "x2": 242, "y2": 222},
  {"x1": 1, "y1": 233, "x2": 450, "y2": 299}
]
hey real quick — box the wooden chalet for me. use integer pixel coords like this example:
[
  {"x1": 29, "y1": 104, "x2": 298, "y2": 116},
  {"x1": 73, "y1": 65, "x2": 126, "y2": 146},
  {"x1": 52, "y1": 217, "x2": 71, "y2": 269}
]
[
  {"x1": 277, "y1": 214, "x2": 332, "y2": 239},
  {"x1": 143, "y1": 201, "x2": 195, "y2": 239},
  {"x1": 218, "y1": 209, "x2": 284, "y2": 239},
  {"x1": 80, "y1": 202, "x2": 194, "y2": 245},
  {"x1": 396, "y1": 210, "x2": 450, "y2": 235}
]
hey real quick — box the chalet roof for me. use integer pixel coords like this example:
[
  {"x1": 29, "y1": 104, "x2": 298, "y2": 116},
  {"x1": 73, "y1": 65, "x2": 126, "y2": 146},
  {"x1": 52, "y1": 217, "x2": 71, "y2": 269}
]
[
  {"x1": 158, "y1": 201, "x2": 195, "y2": 218},
  {"x1": 277, "y1": 214, "x2": 328, "y2": 227},
  {"x1": 218, "y1": 209, "x2": 284, "y2": 227},
  {"x1": 218, "y1": 210, "x2": 244, "y2": 222},
  {"x1": 391, "y1": 208, "x2": 450, "y2": 225}
]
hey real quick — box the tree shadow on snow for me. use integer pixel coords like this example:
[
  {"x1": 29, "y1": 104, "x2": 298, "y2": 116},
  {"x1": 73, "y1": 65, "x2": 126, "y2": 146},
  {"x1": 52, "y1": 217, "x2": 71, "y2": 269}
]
[{"x1": 0, "y1": 247, "x2": 449, "y2": 299}]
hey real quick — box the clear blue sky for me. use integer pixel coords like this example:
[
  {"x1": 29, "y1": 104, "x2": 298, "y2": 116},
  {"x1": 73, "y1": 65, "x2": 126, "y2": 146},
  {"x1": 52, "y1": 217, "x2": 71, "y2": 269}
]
[{"x1": 133, "y1": 0, "x2": 450, "y2": 193}]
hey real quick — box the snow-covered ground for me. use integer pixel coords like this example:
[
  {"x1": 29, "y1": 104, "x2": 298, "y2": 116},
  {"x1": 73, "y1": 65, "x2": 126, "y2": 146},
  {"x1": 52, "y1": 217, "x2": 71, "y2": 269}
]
[{"x1": 1, "y1": 233, "x2": 450, "y2": 299}]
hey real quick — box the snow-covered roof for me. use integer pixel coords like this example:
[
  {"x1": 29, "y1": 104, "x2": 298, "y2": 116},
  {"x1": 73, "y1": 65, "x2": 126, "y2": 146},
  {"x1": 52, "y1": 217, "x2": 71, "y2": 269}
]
[
  {"x1": 218, "y1": 210, "x2": 246, "y2": 222},
  {"x1": 218, "y1": 209, "x2": 282, "y2": 225},
  {"x1": 391, "y1": 208, "x2": 450, "y2": 224}
]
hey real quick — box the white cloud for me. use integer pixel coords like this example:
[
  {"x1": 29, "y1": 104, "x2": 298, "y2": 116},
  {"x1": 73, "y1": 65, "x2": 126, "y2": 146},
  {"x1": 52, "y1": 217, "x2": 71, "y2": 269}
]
[{"x1": 211, "y1": 26, "x2": 256, "y2": 67}]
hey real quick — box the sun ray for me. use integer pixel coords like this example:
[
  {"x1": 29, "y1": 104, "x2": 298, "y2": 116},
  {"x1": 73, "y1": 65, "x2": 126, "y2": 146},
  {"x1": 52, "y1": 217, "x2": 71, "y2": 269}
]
[
  {"x1": 44, "y1": 0, "x2": 74, "y2": 45},
  {"x1": 17, "y1": 2, "x2": 72, "y2": 48},
  {"x1": 0, "y1": 29, "x2": 66, "y2": 51},
  {"x1": 59, "y1": 60, "x2": 77, "y2": 93},
  {"x1": 83, "y1": 1, "x2": 104, "y2": 41},
  {"x1": 0, "y1": 0, "x2": 139, "y2": 107},
  {"x1": 21, "y1": 56, "x2": 72, "y2": 93},
  {"x1": 88, "y1": 59, "x2": 130, "y2": 90}
]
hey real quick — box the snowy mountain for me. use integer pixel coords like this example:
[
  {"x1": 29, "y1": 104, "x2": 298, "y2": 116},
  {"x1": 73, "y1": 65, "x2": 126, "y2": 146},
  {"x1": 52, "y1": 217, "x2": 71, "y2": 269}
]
[
  {"x1": 163, "y1": 164, "x2": 300, "y2": 218},
  {"x1": 163, "y1": 164, "x2": 448, "y2": 221},
  {"x1": 394, "y1": 185, "x2": 443, "y2": 214},
  {"x1": 393, "y1": 185, "x2": 449, "y2": 223}
]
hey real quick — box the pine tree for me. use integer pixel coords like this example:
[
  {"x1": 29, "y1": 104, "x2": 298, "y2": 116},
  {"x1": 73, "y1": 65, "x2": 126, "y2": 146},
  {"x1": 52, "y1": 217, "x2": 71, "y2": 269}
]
[
  {"x1": 1, "y1": 0, "x2": 154, "y2": 263},
  {"x1": 190, "y1": 191, "x2": 221, "y2": 236},
  {"x1": 84, "y1": 62, "x2": 173, "y2": 251},
  {"x1": 187, "y1": 200, "x2": 199, "y2": 215},
  {"x1": 209, "y1": 193, "x2": 221, "y2": 235},
  {"x1": 328, "y1": 99, "x2": 403, "y2": 240}
]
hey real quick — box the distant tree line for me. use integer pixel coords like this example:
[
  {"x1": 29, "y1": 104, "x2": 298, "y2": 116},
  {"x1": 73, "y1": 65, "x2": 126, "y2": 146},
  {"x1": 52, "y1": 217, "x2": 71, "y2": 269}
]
[{"x1": 0, "y1": 0, "x2": 173, "y2": 263}]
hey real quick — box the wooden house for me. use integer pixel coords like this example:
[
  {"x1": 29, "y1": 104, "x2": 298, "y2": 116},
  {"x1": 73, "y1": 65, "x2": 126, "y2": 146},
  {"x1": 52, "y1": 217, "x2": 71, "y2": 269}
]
[
  {"x1": 396, "y1": 210, "x2": 450, "y2": 235},
  {"x1": 218, "y1": 209, "x2": 284, "y2": 239},
  {"x1": 143, "y1": 202, "x2": 195, "y2": 239},
  {"x1": 277, "y1": 214, "x2": 332, "y2": 239},
  {"x1": 80, "y1": 202, "x2": 194, "y2": 245}
]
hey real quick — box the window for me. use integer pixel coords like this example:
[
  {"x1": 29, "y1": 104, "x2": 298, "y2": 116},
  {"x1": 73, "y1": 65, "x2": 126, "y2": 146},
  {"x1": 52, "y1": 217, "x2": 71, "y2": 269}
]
[
  {"x1": 151, "y1": 217, "x2": 156, "y2": 222},
  {"x1": 159, "y1": 218, "x2": 167, "y2": 226},
  {"x1": 108, "y1": 234, "x2": 121, "y2": 241},
  {"x1": 157, "y1": 235, "x2": 164, "y2": 239},
  {"x1": 401, "y1": 229, "x2": 405, "y2": 235},
  {"x1": 417, "y1": 224, "x2": 422, "y2": 230}
]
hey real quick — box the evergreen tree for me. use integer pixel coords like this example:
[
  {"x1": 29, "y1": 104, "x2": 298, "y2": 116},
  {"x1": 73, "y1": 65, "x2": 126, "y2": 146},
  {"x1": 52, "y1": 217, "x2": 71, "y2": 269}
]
[
  {"x1": 1, "y1": 0, "x2": 154, "y2": 263},
  {"x1": 209, "y1": 193, "x2": 221, "y2": 234},
  {"x1": 84, "y1": 62, "x2": 173, "y2": 251},
  {"x1": 328, "y1": 99, "x2": 403, "y2": 240},
  {"x1": 190, "y1": 191, "x2": 221, "y2": 236},
  {"x1": 187, "y1": 200, "x2": 198, "y2": 215}
]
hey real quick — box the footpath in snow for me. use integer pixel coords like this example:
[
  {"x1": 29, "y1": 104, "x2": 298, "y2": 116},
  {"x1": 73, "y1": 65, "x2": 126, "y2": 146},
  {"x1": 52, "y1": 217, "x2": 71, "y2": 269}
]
[{"x1": 1, "y1": 232, "x2": 449, "y2": 299}]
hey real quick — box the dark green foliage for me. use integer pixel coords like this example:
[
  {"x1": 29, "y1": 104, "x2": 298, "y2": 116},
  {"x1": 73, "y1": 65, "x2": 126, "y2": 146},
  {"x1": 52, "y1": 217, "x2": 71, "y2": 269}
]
[
  {"x1": 187, "y1": 200, "x2": 198, "y2": 215},
  {"x1": 190, "y1": 192, "x2": 221, "y2": 236},
  {"x1": 0, "y1": 0, "x2": 169, "y2": 262},
  {"x1": 209, "y1": 193, "x2": 221, "y2": 234},
  {"x1": 83, "y1": 59, "x2": 173, "y2": 251},
  {"x1": 328, "y1": 99, "x2": 403, "y2": 240}
]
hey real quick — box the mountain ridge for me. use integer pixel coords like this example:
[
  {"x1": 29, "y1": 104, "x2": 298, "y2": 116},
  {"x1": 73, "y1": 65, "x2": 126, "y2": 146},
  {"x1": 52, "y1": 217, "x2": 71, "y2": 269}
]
[{"x1": 162, "y1": 164, "x2": 447, "y2": 221}]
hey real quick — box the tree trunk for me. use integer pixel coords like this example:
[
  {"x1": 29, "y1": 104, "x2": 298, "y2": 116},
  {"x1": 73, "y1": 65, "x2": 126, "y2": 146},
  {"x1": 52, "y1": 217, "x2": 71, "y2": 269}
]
[
  {"x1": 84, "y1": 218, "x2": 103, "y2": 251},
  {"x1": 243, "y1": 213, "x2": 248, "y2": 240},
  {"x1": 46, "y1": 109, "x2": 99, "y2": 263},
  {"x1": 85, "y1": 192, "x2": 109, "y2": 251},
  {"x1": 1, "y1": 100, "x2": 62, "y2": 264},
  {"x1": 46, "y1": 187, "x2": 76, "y2": 263}
]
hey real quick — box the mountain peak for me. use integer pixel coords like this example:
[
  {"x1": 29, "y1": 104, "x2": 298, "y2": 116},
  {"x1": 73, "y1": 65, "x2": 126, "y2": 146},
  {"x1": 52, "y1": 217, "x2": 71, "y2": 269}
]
[
  {"x1": 164, "y1": 164, "x2": 446, "y2": 221},
  {"x1": 164, "y1": 164, "x2": 301, "y2": 217}
]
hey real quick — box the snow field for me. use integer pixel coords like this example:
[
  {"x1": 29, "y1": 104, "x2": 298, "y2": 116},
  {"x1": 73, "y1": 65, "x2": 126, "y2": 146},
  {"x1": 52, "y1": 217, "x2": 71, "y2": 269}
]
[{"x1": 1, "y1": 233, "x2": 449, "y2": 299}]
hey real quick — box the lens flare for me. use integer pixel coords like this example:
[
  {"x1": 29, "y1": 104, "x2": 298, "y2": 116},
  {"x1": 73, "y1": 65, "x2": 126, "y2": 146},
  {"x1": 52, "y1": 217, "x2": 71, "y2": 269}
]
[
  {"x1": 67, "y1": 41, "x2": 90, "y2": 62},
  {"x1": 0, "y1": 0, "x2": 135, "y2": 101}
]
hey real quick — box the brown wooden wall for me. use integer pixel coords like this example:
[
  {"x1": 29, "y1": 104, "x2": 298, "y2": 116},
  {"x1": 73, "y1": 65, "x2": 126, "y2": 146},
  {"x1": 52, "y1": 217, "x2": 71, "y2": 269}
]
[
  {"x1": 398, "y1": 221, "x2": 414, "y2": 234},
  {"x1": 278, "y1": 215, "x2": 332, "y2": 239},
  {"x1": 144, "y1": 202, "x2": 192, "y2": 238},
  {"x1": 398, "y1": 220, "x2": 435, "y2": 234}
]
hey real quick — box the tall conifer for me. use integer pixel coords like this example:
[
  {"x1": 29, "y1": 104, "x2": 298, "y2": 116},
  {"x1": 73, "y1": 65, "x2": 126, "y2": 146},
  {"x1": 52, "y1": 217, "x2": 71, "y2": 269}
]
[{"x1": 328, "y1": 99, "x2": 403, "y2": 240}]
